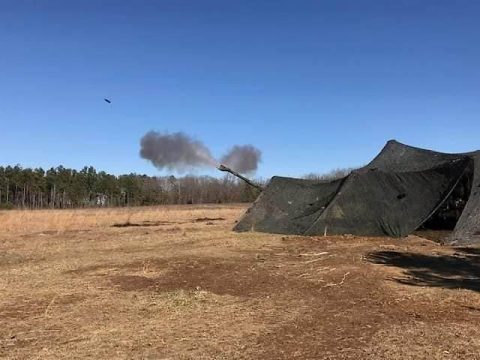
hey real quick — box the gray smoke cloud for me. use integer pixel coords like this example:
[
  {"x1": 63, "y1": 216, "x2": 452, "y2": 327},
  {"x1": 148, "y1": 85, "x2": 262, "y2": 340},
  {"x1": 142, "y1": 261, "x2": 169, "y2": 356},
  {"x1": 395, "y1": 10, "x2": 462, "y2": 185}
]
[
  {"x1": 140, "y1": 131, "x2": 217, "y2": 171},
  {"x1": 221, "y1": 145, "x2": 261, "y2": 174},
  {"x1": 140, "y1": 131, "x2": 261, "y2": 174}
]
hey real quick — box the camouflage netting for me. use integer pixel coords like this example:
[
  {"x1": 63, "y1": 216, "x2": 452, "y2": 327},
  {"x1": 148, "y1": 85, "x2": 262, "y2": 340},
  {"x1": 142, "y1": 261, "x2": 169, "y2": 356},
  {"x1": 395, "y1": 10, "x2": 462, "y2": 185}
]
[{"x1": 234, "y1": 140, "x2": 480, "y2": 245}]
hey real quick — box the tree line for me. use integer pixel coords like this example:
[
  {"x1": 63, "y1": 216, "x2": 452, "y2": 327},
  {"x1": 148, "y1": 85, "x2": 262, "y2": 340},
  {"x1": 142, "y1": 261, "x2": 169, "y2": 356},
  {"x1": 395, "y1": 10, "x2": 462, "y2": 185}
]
[{"x1": 0, "y1": 165, "x2": 264, "y2": 209}]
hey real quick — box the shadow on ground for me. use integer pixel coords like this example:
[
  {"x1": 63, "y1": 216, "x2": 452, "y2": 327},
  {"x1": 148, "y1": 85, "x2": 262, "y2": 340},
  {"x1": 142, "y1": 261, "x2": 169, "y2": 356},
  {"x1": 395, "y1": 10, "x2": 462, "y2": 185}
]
[{"x1": 367, "y1": 247, "x2": 480, "y2": 292}]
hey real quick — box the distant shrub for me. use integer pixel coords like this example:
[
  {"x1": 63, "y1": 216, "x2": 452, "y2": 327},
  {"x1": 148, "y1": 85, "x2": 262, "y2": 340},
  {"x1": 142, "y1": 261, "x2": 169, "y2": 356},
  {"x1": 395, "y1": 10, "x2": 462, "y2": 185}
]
[{"x1": 0, "y1": 203, "x2": 14, "y2": 210}]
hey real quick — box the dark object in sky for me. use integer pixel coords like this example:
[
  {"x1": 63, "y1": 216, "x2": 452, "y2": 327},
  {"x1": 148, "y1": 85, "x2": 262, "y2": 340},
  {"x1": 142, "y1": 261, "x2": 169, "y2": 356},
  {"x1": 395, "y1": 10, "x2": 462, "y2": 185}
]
[
  {"x1": 217, "y1": 164, "x2": 263, "y2": 191},
  {"x1": 104, "y1": 98, "x2": 112, "y2": 104},
  {"x1": 234, "y1": 140, "x2": 480, "y2": 245}
]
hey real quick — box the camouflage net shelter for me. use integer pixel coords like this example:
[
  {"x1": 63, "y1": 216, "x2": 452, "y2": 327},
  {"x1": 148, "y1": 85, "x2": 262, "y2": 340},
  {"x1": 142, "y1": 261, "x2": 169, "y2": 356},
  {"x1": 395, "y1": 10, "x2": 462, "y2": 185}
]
[{"x1": 234, "y1": 140, "x2": 480, "y2": 245}]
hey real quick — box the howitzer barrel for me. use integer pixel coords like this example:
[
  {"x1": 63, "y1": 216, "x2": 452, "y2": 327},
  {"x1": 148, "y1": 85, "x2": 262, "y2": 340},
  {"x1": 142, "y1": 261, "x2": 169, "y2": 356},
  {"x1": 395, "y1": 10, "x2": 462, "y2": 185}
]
[{"x1": 217, "y1": 164, "x2": 264, "y2": 191}]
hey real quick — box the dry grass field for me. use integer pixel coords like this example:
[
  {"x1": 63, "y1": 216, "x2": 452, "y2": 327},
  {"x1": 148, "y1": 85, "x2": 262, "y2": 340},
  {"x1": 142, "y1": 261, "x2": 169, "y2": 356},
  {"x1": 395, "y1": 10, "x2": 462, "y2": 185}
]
[{"x1": 1, "y1": 204, "x2": 480, "y2": 359}]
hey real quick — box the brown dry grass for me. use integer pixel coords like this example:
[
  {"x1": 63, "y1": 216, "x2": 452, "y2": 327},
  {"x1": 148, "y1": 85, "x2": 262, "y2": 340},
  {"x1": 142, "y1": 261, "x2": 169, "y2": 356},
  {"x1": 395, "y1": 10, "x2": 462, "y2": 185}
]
[{"x1": 1, "y1": 204, "x2": 480, "y2": 359}]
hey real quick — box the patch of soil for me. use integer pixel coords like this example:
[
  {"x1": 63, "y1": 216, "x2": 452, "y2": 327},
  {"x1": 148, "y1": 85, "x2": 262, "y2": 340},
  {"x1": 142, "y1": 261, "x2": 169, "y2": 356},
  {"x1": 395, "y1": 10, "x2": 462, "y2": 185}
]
[
  {"x1": 193, "y1": 217, "x2": 226, "y2": 223},
  {"x1": 0, "y1": 299, "x2": 49, "y2": 321},
  {"x1": 110, "y1": 275, "x2": 156, "y2": 290},
  {"x1": 65, "y1": 263, "x2": 119, "y2": 275},
  {"x1": 112, "y1": 220, "x2": 180, "y2": 228},
  {"x1": 109, "y1": 258, "x2": 299, "y2": 297},
  {"x1": 21, "y1": 229, "x2": 92, "y2": 238},
  {"x1": 153, "y1": 226, "x2": 182, "y2": 233},
  {"x1": 0, "y1": 294, "x2": 85, "y2": 321},
  {"x1": 246, "y1": 271, "x2": 389, "y2": 359},
  {"x1": 0, "y1": 252, "x2": 26, "y2": 266}
]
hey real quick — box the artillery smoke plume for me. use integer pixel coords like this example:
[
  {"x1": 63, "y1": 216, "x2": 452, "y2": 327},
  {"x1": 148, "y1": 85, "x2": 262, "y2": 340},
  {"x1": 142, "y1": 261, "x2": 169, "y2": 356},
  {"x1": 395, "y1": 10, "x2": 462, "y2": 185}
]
[
  {"x1": 221, "y1": 145, "x2": 261, "y2": 174},
  {"x1": 140, "y1": 131, "x2": 216, "y2": 171},
  {"x1": 140, "y1": 131, "x2": 261, "y2": 174}
]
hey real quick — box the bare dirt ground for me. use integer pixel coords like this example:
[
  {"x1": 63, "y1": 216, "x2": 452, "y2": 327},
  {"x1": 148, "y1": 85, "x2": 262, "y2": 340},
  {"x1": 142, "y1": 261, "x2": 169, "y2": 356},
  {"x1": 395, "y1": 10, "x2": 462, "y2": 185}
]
[{"x1": 1, "y1": 204, "x2": 480, "y2": 359}]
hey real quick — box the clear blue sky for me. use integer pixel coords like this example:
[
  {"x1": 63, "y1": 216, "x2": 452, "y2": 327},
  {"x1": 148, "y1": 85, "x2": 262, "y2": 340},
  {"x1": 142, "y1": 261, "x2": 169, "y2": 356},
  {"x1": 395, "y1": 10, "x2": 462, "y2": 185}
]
[{"x1": 1, "y1": 0, "x2": 479, "y2": 179}]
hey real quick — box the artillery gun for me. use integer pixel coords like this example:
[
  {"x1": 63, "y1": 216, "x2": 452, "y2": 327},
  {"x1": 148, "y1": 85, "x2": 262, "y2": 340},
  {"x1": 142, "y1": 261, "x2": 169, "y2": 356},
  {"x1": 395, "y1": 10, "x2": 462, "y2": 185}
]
[{"x1": 217, "y1": 164, "x2": 264, "y2": 191}]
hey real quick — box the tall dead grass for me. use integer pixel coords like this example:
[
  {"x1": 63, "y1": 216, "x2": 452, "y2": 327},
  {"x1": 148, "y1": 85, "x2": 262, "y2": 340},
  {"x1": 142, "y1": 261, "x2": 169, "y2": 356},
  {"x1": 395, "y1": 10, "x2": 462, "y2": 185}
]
[{"x1": 0, "y1": 204, "x2": 246, "y2": 234}]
